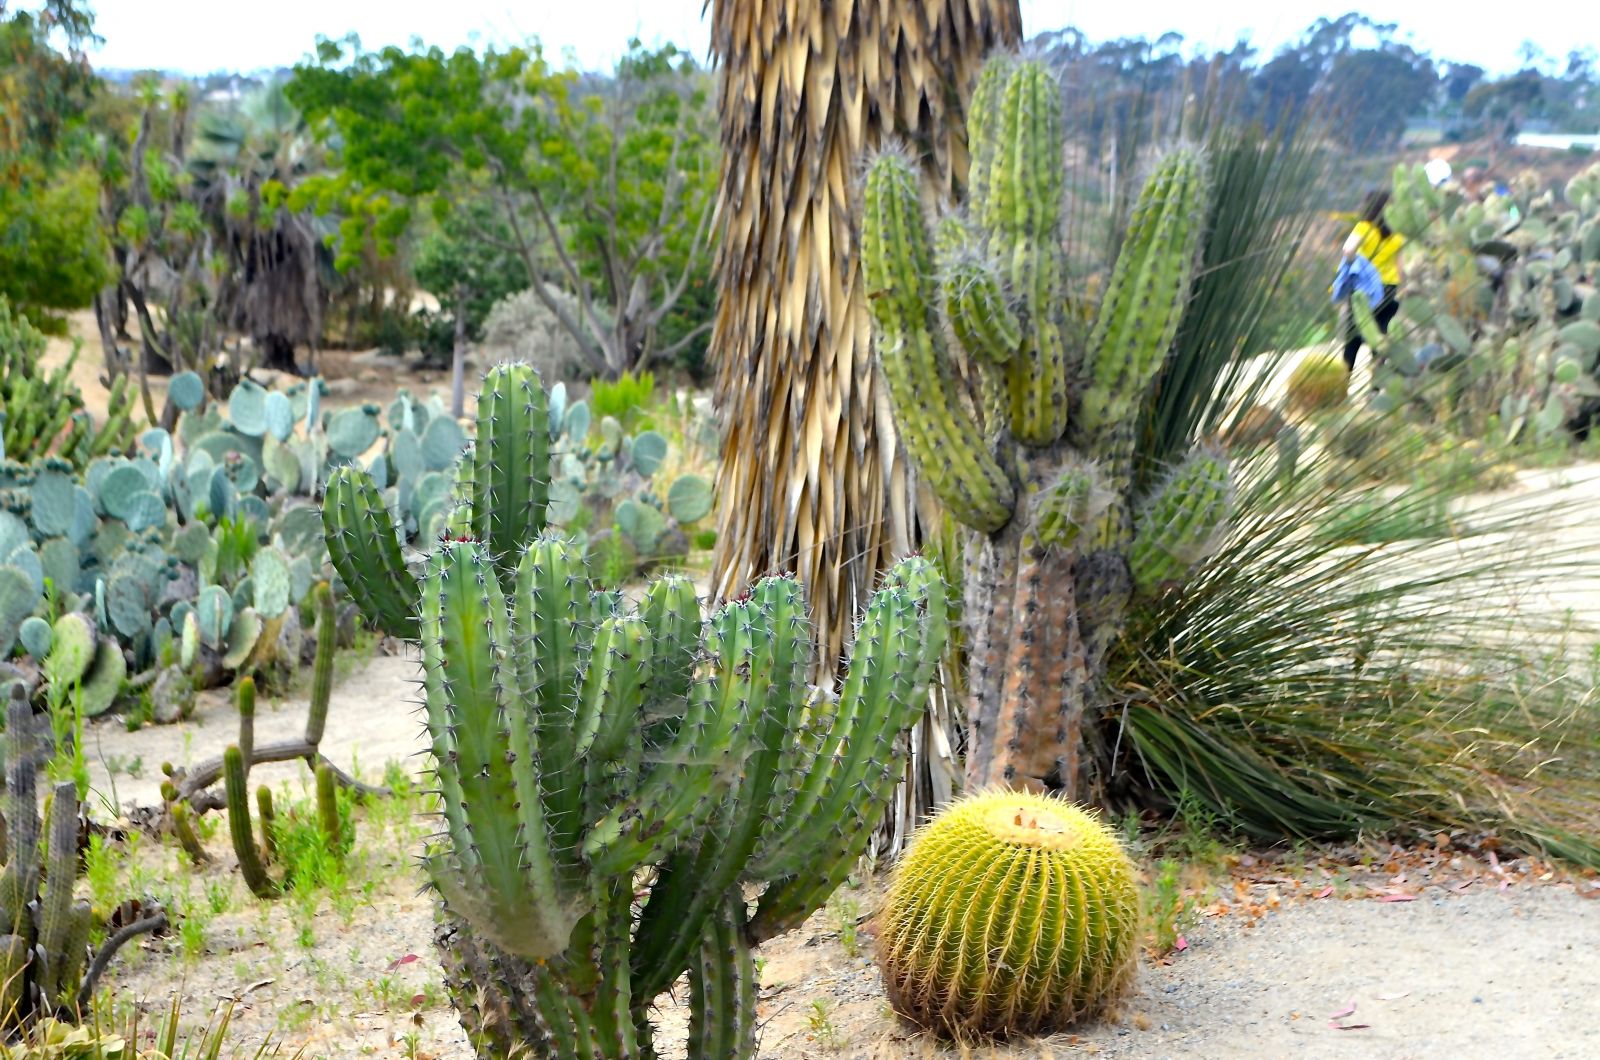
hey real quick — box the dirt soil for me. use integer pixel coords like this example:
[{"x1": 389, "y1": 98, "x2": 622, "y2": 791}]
[
  {"x1": 45, "y1": 315, "x2": 1600, "y2": 1057},
  {"x1": 39, "y1": 309, "x2": 457, "y2": 423},
  {"x1": 90, "y1": 643, "x2": 1600, "y2": 1059}
]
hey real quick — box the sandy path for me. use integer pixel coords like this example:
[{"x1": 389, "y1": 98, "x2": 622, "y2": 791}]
[{"x1": 85, "y1": 651, "x2": 425, "y2": 814}]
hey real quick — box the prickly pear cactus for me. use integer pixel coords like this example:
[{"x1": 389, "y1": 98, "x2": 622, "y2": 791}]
[
  {"x1": 876, "y1": 790, "x2": 1139, "y2": 1037},
  {"x1": 862, "y1": 56, "x2": 1229, "y2": 795},
  {"x1": 325, "y1": 363, "x2": 948, "y2": 1059},
  {"x1": 1382, "y1": 160, "x2": 1600, "y2": 439}
]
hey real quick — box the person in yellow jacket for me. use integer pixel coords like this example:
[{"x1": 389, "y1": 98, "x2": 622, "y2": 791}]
[{"x1": 1340, "y1": 189, "x2": 1405, "y2": 371}]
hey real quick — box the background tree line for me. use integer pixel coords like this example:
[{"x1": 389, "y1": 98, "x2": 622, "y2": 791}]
[{"x1": 3, "y1": 2, "x2": 1594, "y2": 392}]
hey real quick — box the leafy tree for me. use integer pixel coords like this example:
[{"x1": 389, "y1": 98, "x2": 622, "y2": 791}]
[
  {"x1": 288, "y1": 36, "x2": 716, "y2": 380},
  {"x1": 0, "y1": 164, "x2": 107, "y2": 326},
  {"x1": 0, "y1": 0, "x2": 99, "y2": 174},
  {"x1": 1464, "y1": 72, "x2": 1546, "y2": 141},
  {"x1": 1320, "y1": 47, "x2": 1438, "y2": 149},
  {"x1": 412, "y1": 199, "x2": 532, "y2": 348},
  {"x1": 188, "y1": 80, "x2": 329, "y2": 374},
  {"x1": 0, "y1": 0, "x2": 108, "y2": 322}
]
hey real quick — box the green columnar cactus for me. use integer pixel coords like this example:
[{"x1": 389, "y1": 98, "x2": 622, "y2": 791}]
[
  {"x1": 327, "y1": 363, "x2": 949, "y2": 1060},
  {"x1": 222, "y1": 742, "x2": 276, "y2": 899},
  {"x1": 0, "y1": 687, "x2": 165, "y2": 1030},
  {"x1": 315, "y1": 763, "x2": 340, "y2": 849},
  {"x1": 862, "y1": 56, "x2": 1228, "y2": 796}
]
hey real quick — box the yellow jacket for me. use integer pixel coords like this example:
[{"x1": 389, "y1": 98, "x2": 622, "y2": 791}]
[{"x1": 1350, "y1": 221, "x2": 1404, "y2": 286}]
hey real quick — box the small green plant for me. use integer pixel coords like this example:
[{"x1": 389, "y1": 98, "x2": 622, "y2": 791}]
[
  {"x1": 1168, "y1": 787, "x2": 1231, "y2": 867},
  {"x1": 829, "y1": 893, "x2": 861, "y2": 958},
  {"x1": 205, "y1": 879, "x2": 233, "y2": 917},
  {"x1": 589, "y1": 370, "x2": 656, "y2": 430},
  {"x1": 1317, "y1": 487, "x2": 1454, "y2": 545},
  {"x1": 806, "y1": 999, "x2": 841, "y2": 1051},
  {"x1": 178, "y1": 901, "x2": 210, "y2": 962},
  {"x1": 1142, "y1": 858, "x2": 1195, "y2": 956}
]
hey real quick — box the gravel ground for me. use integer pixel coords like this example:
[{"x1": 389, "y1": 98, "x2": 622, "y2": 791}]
[{"x1": 761, "y1": 882, "x2": 1600, "y2": 1059}]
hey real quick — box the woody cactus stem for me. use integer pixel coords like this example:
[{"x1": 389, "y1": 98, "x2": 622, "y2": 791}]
[
  {"x1": 0, "y1": 687, "x2": 165, "y2": 1030},
  {"x1": 328, "y1": 363, "x2": 948, "y2": 1059},
  {"x1": 863, "y1": 56, "x2": 1229, "y2": 797}
]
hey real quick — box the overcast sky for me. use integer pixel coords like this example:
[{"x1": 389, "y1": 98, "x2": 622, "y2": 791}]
[{"x1": 89, "y1": 1, "x2": 1596, "y2": 77}]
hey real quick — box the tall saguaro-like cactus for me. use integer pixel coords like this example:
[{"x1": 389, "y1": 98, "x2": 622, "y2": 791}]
[
  {"x1": 863, "y1": 56, "x2": 1232, "y2": 797},
  {"x1": 323, "y1": 363, "x2": 947, "y2": 1058}
]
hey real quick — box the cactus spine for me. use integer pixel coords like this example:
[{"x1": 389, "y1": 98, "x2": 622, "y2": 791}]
[
  {"x1": 328, "y1": 363, "x2": 949, "y2": 1059},
  {"x1": 877, "y1": 791, "x2": 1140, "y2": 1036},
  {"x1": 862, "y1": 56, "x2": 1229, "y2": 796}
]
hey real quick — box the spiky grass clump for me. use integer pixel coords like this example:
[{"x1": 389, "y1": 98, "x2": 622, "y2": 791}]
[
  {"x1": 876, "y1": 791, "x2": 1139, "y2": 1039},
  {"x1": 1284, "y1": 353, "x2": 1349, "y2": 415}
]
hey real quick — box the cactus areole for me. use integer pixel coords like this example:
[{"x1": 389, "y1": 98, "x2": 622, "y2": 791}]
[
  {"x1": 862, "y1": 56, "x2": 1232, "y2": 798},
  {"x1": 324, "y1": 362, "x2": 949, "y2": 1058}
]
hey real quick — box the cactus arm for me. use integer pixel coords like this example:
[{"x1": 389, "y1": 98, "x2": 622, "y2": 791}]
[
  {"x1": 170, "y1": 800, "x2": 207, "y2": 865},
  {"x1": 304, "y1": 583, "x2": 334, "y2": 746},
  {"x1": 572, "y1": 616, "x2": 652, "y2": 765},
  {"x1": 235, "y1": 674, "x2": 255, "y2": 768},
  {"x1": 471, "y1": 364, "x2": 549, "y2": 580},
  {"x1": 52, "y1": 901, "x2": 92, "y2": 1011},
  {"x1": 638, "y1": 575, "x2": 701, "y2": 745},
  {"x1": 510, "y1": 535, "x2": 586, "y2": 885},
  {"x1": 862, "y1": 152, "x2": 1016, "y2": 532},
  {"x1": 4, "y1": 691, "x2": 40, "y2": 908},
  {"x1": 315, "y1": 762, "x2": 340, "y2": 849},
  {"x1": 36, "y1": 781, "x2": 79, "y2": 1006},
  {"x1": 1128, "y1": 447, "x2": 1234, "y2": 594},
  {"x1": 967, "y1": 59, "x2": 1070, "y2": 446},
  {"x1": 943, "y1": 252, "x2": 1022, "y2": 364},
  {"x1": 322, "y1": 467, "x2": 420, "y2": 639},
  {"x1": 222, "y1": 746, "x2": 278, "y2": 899},
  {"x1": 1079, "y1": 149, "x2": 1209, "y2": 441},
  {"x1": 748, "y1": 560, "x2": 948, "y2": 938},
  {"x1": 750, "y1": 557, "x2": 946, "y2": 881},
  {"x1": 629, "y1": 580, "x2": 805, "y2": 999},
  {"x1": 422, "y1": 540, "x2": 576, "y2": 960},
  {"x1": 256, "y1": 787, "x2": 277, "y2": 860},
  {"x1": 687, "y1": 894, "x2": 758, "y2": 1060},
  {"x1": 579, "y1": 664, "x2": 740, "y2": 876},
  {"x1": 1032, "y1": 461, "x2": 1113, "y2": 551}
]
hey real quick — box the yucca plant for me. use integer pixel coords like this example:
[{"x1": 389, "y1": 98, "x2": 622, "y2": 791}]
[
  {"x1": 322, "y1": 363, "x2": 949, "y2": 1058},
  {"x1": 1113, "y1": 415, "x2": 1600, "y2": 861},
  {"x1": 1096, "y1": 88, "x2": 1600, "y2": 863},
  {"x1": 864, "y1": 49, "x2": 1600, "y2": 863}
]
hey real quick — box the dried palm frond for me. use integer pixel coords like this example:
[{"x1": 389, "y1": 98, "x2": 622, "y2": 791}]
[{"x1": 705, "y1": 1, "x2": 1023, "y2": 853}]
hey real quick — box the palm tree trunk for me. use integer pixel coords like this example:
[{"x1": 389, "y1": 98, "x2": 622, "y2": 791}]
[{"x1": 706, "y1": 0, "x2": 1022, "y2": 855}]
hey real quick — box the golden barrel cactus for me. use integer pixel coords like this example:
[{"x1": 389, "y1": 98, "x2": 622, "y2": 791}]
[
  {"x1": 875, "y1": 790, "x2": 1139, "y2": 1038},
  {"x1": 1285, "y1": 352, "x2": 1350, "y2": 415}
]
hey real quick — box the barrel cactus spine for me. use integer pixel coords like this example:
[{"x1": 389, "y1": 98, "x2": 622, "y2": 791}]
[
  {"x1": 862, "y1": 55, "x2": 1230, "y2": 798},
  {"x1": 876, "y1": 789, "x2": 1140, "y2": 1037},
  {"x1": 326, "y1": 362, "x2": 949, "y2": 1059}
]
